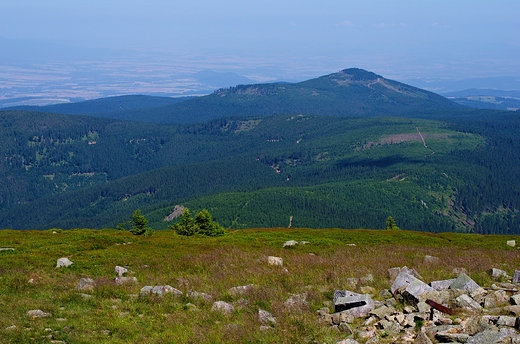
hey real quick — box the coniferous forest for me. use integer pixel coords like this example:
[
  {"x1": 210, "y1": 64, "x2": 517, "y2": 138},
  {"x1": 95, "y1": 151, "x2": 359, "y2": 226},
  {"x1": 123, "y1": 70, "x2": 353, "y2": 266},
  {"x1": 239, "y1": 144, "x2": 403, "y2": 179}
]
[{"x1": 1, "y1": 69, "x2": 519, "y2": 234}]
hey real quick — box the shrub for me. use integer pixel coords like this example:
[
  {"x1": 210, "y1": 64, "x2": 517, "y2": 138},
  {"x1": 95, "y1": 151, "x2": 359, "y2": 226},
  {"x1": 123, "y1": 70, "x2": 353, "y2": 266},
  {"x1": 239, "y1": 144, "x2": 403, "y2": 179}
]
[
  {"x1": 172, "y1": 208, "x2": 225, "y2": 237},
  {"x1": 130, "y1": 209, "x2": 154, "y2": 236}
]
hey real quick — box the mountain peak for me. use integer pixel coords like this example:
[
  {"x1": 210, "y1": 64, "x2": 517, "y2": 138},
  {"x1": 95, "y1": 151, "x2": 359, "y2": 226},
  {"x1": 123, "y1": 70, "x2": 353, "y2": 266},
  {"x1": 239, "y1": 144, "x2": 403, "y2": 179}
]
[{"x1": 338, "y1": 68, "x2": 382, "y2": 81}]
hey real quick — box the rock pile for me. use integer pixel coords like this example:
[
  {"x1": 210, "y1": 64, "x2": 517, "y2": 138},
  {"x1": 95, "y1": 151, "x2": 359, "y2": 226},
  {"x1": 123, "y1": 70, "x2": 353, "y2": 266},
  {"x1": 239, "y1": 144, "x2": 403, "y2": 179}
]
[{"x1": 318, "y1": 265, "x2": 520, "y2": 343}]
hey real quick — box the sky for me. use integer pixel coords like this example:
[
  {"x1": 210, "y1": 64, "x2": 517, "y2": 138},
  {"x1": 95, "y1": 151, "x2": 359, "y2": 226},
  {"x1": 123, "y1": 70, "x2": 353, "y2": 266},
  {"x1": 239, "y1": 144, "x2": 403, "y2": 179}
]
[{"x1": 0, "y1": 0, "x2": 519, "y2": 101}]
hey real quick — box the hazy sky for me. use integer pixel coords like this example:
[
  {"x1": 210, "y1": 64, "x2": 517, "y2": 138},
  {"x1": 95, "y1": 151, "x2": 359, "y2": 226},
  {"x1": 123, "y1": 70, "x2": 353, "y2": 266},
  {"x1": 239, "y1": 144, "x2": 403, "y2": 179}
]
[{"x1": 1, "y1": 0, "x2": 519, "y2": 81}]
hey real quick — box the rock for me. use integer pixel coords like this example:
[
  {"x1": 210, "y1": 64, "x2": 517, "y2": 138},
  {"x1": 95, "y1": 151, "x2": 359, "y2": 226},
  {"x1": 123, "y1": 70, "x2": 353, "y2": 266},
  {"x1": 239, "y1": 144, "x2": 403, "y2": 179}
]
[
  {"x1": 114, "y1": 277, "x2": 138, "y2": 285},
  {"x1": 187, "y1": 290, "x2": 212, "y2": 302},
  {"x1": 299, "y1": 241, "x2": 310, "y2": 245},
  {"x1": 510, "y1": 293, "x2": 520, "y2": 305},
  {"x1": 258, "y1": 309, "x2": 276, "y2": 325},
  {"x1": 504, "y1": 305, "x2": 520, "y2": 316},
  {"x1": 27, "y1": 309, "x2": 51, "y2": 318},
  {"x1": 488, "y1": 268, "x2": 509, "y2": 280},
  {"x1": 76, "y1": 278, "x2": 96, "y2": 291},
  {"x1": 388, "y1": 267, "x2": 401, "y2": 282},
  {"x1": 140, "y1": 285, "x2": 183, "y2": 297},
  {"x1": 211, "y1": 301, "x2": 234, "y2": 315},
  {"x1": 267, "y1": 256, "x2": 283, "y2": 266},
  {"x1": 430, "y1": 279, "x2": 456, "y2": 291},
  {"x1": 497, "y1": 316, "x2": 516, "y2": 327},
  {"x1": 423, "y1": 255, "x2": 440, "y2": 264},
  {"x1": 114, "y1": 266, "x2": 128, "y2": 277},
  {"x1": 455, "y1": 294, "x2": 482, "y2": 312},
  {"x1": 450, "y1": 273, "x2": 481, "y2": 293},
  {"x1": 338, "y1": 322, "x2": 353, "y2": 334},
  {"x1": 345, "y1": 278, "x2": 359, "y2": 289},
  {"x1": 0, "y1": 248, "x2": 15, "y2": 251},
  {"x1": 283, "y1": 240, "x2": 298, "y2": 248},
  {"x1": 467, "y1": 328, "x2": 518, "y2": 343},
  {"x1": 228, "y1": 284, "x2": 254, "y2": 297},
  {"x1": 336, "y1": 339, "x2": 360, "y2": 344},
  {"x1": 370, "y1": 305, "x2": 395, "y2": 319},
  {"x1": 507, "y1": 240, "x2": 516, "y2": 247},
  {"x1": 414, "y1": 330, "x2": 433, "y2": 344},
  {"x1": 391, "y1": 270, "x2": 436, "y2": 302},
  {"x1": 513, "y1": 270, "x2": 520, "y2": 284},
  {"x1": 452, "y1": 267, "x2": 468, "y2": 276},
  {"x1": 284, "y1": 293, "x2": 307, "y2": 308},
  {"x1": 333, "y1": 290, "x2": 374, "y2": 317},
  {"x1": 359, "y1": 286, "x2": 376, "y2": 295},
  {"x1": 360, "y1": 274, "x2": 374, "y2": 284},
  {"x1": 56, "y1": 257, "x2": 73, "y2": 268},
  {"x1": 435, "y1": 328, "x2": 469, "y2": 343},
  {"x1": 379, "y1": 319, "x2": 400, "y2": 335}
]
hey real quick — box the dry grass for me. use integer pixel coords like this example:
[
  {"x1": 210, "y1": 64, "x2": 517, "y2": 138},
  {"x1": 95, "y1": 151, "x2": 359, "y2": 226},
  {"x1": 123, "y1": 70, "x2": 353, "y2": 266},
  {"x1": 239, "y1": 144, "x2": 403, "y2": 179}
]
[{"x1": 0, "y1": 228, "x2": 518, "y2": 343}]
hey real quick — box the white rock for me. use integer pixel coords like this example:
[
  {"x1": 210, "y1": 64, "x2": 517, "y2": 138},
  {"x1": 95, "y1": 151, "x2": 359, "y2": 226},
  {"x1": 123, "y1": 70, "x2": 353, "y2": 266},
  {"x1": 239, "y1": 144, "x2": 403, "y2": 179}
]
[
  {"x1": 258, "y1": 309, "x2": 276, "y2": 325},
  {"x1": 283, "y1": 240, "x2": 298, "y2": 248},
  {"x1": 114, "y1": 277, "x2": 138, "y2": 285},
  {"x1": 76, "y1": 278, "x2": 96, "y2": 291},
  {"x1": 228, "y1": 284, "x2": 254, "y2": 296},
  {"x1": 27, "y1": 309, "x2": 51, "y2": 318},
  {"x1": 115, "y1": 266, "x2": 128, "y2": 277},
  {"x1": 507, "y1": 240, "x2": 516, "y2": 247},
  {"x1": 267, "y1": 256, "x2": 283, "y2": 266},
  {"x1": 211, "y1": 301, "x2": 235, "y2": 315},
  {"x1": 56, "y1": 257, "x2": 73, "y2": 268}
]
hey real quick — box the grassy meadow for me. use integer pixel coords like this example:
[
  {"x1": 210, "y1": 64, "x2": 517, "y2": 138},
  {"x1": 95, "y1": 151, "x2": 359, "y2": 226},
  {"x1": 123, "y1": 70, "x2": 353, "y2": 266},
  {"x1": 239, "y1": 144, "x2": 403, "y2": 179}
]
[{"x1": 0, "y1": 228, "x2": 519, "y2": 343}]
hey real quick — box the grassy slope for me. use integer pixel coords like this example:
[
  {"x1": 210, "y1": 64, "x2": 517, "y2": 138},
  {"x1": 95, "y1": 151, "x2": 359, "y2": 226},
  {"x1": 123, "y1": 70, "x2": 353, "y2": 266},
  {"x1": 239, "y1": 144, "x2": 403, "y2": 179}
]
[{"x1": 0, "y1": 228, "x2": 518, "y2": 343}]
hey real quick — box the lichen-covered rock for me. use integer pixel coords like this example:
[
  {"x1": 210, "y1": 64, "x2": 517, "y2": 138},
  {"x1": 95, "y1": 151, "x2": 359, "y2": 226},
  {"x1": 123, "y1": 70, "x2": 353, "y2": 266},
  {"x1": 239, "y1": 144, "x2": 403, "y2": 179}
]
[
  {"x1": 187, "y1": 290, "x2": 212, "y2": 302},
  {"x1": 450, "y1": 273, "x2": 481, "y2": 294},
  {"x1": 140, "y1": 285, "x2": 183, "y2": 297},
  {"x1": 333, "y1": 290, "x2": 374, "y2": 317},
  {"x1": 211, "y1": 301, "x2": 234, "y2": 315},
  {"x1": 228, "y1": 284, "x2": 254, "y2": 297},
  {"x1": 267, "y1": 256, "x2": 283, "y2": 266},
  {"x1": 455, "y1": 294, "x2": 482, "y2": 312},
  {"x1": 76, "y1": 278, "x2": 96, "y2": 291},
  {"x1": 114, "y1": 277, "x2": 138, "y2": 285},
  {"x1": 27, "y1": 309, "x2": 51, "y2": 318},
  {"x1": 258, "y1": 309, "x2": 276, "y2": 325},
  {"x1": 282, "y1": 240, "x2": 298, "y2": 248}
]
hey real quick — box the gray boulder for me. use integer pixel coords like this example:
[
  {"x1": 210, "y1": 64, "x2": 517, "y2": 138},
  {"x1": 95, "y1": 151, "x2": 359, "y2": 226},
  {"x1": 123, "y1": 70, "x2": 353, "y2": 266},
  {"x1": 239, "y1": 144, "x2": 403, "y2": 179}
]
[
  {"x1": 267, "y1": 256, "x2": 283, "y2": 266},
  {"x1": 187, "y1": 290, "x2": 213, "y2": 302},
  {"x1": 488, "y1": 268, "x2": 509, "y2": 280},
  {"x1": 450, "y1": 273, "x2": 480, "y2": 293},
  {"x1": 423, "y1": 255, "x2": 440, "y2": 264},
  {"x1": 140, "y1": 285, "x2": 183, "y2": 297},
  {"x1": 258, "y1": 309, "x2": 276, "y2": 325},
  {"x1": 513, "y1": 270, "x2": 520, "y2": 284},
  {"x1": 228, "y1": 284, "x2": 254, "y2": 297},
  {"x1": 430, "y1": 278, "x2": 456, "y2": 291},
  {"x1": 455, "y1": 294, "x2": 482, "y2": 312},
  {"x1": 27, "y1": 309, "x2": 51, "y2": 318},
  {"x1": 333, "y1": 290, "x2": 374, "y2": 317},
  {"x1": 76, "y1": 278, "x2": 96, "y2": 291},
  {"x1": 211, "y1": 301, "x2": 234, "y2": 315},
  {"x1": 391, "y1": 270, "x2": 435, "y2": 302}
]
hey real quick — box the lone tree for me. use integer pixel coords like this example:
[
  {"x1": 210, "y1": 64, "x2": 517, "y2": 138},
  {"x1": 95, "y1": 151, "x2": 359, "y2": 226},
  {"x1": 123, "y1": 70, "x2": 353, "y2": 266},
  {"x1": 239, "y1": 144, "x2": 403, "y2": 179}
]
[
  {"x1": 385, "y1": 216, "x2": 400, "y2": 230},
  {"x1": 172, "y1": 208, "x2": 225, "y2": 237},
  {"x1": 130, "y1": 209, "x2": 154, "y2": 236}
]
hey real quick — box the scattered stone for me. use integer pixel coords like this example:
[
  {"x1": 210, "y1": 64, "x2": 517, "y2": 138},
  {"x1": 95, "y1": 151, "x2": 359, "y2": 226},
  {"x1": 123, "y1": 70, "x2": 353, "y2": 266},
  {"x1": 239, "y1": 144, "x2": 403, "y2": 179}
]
[
  {"x1": 283, "y1": 240, "x2": 298, "y2": 248},
  {"x1": 76, "y1": 278, "x2": 96, "y2": 292},
  {"x1": 211, "y1": 301, "x2": 234, "y2": 315},
  {"x1": 513, "y1": 270, "x2": 520, "y2": 284},
  {"x1": 488, "y1": 268, "x2": 509, "y2": 280},
  {"x1": 507, "y1": 240, "x2": 516, "y2": 247},
  {"x1": 5, "y1": 325, "x2": 17, "y2": 330},
  {"x1": 450, "y1": 273, "x2": 481, "y2": 294},
  {"x1": 510, "y1": 293, "x2": 520, "y2": 305},
  {"x1": 27, "y1": 309, "x2": 51, "y2": 318},
  {"x1": 284, "y1": 293, "x2": 307, "y2": 308},
  {"x1": 0, "y1": 248, "x2": 15, "y2": 251},
  {"x1": 114, "y1": 277, "x2": 138, "y2": 285},
  {"x1": 267, "y1": 256, "x2": 283, "y2": 266},
  {"x1": 333, "y1": 290, "x2": 374, "y2": 317},
  {"x1": 338, "y1": 322, "x2": 353, "y2": 334},
  {"x1": 455, "y1": 294, "x2": 482, "y2": 312},
  {"x1": 430, "y1": 279, "x2": 456, "y2": 291},
  {"x1": 228, "y1": 284, "x2": 254, "y2": 296},
  {"x1": 423, "y1": 255, "x2": 440, "y2": 264},
  {"x1": 299, "y1": 241, "x2": 310, "y2": 245},
  {"x1": 391, "y1": 270, "x2": 436, "y2": 302},
  {"x1": 187, "y1": 290, "x2": 212, "y2": 302},
  {"x1": 414, "y1": 330, "x2": 433, "y2": 344},
  {"x1": 56, "y1": 258, "x2": 73, "y2": 268},
  {"x1": 258, "y1": 309, "x2": 276, "y2": 325},
  {"x1": 114, "y1": 266, "x2": 128, "y2": 277},
  {"x1": 497, "y1": 316, "x2": 516, "y2": 327},
  {"x1": 140, "y1": 285, "x2": 183, "y2": 297}
]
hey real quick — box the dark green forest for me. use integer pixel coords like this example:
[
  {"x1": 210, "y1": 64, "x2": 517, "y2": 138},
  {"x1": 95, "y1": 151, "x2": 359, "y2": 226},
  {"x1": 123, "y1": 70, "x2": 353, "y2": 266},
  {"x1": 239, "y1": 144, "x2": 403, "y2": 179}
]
[{"x1": 0, "y1": 68, "x2": 519, "y2": 234}]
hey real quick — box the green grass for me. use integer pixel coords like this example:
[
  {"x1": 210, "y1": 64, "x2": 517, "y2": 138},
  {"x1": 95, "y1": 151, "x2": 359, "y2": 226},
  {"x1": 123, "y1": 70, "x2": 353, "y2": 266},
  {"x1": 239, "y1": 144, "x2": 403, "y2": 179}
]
[{"x1": 0, "y1": 228, "x2": 519, "y2": 343}]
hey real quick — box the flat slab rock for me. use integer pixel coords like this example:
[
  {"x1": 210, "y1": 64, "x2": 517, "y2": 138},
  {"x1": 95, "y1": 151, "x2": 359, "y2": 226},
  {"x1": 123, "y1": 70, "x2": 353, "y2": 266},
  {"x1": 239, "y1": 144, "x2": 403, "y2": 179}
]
[
  {"x1": 333, "y1": 290, "x2": 374, "y2": 317},
  {"x1": 391, "y1": 270, "x2": 435, "y2": 301}
]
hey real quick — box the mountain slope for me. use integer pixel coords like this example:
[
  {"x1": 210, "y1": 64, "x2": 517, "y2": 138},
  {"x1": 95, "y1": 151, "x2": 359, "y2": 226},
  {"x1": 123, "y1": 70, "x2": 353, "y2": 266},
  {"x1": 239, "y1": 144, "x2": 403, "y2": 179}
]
[{"x1": 128, "y1": 68, "x2": 461, "y2": 123}]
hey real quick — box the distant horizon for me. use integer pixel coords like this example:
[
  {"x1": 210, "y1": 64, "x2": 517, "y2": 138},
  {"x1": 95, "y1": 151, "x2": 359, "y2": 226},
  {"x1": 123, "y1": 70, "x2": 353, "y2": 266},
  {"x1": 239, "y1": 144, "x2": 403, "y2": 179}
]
[{"x1": 1, "y1": 1, "x2": 519, "y2": 106}]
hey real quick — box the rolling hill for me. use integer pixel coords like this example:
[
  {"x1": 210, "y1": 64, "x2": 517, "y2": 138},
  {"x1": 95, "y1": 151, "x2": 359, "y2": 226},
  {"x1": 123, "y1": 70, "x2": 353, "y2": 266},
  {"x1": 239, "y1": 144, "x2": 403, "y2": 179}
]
[{"x1": 0, "y1": 68, "x2": 518, "y2": 233}]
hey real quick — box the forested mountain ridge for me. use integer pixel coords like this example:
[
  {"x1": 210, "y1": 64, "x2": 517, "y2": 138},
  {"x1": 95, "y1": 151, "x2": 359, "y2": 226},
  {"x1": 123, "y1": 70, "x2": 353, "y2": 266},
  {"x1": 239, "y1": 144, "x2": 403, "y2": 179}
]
[
  {"x1": 0, "y1": 68, "x2": 518, "y2": 233},
  {"x1": 4, "y1": 68, "x2": 462, "y2": 124},
  {"x1": 1, "y1": 105, "x2": 519, "y2": 234}
]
